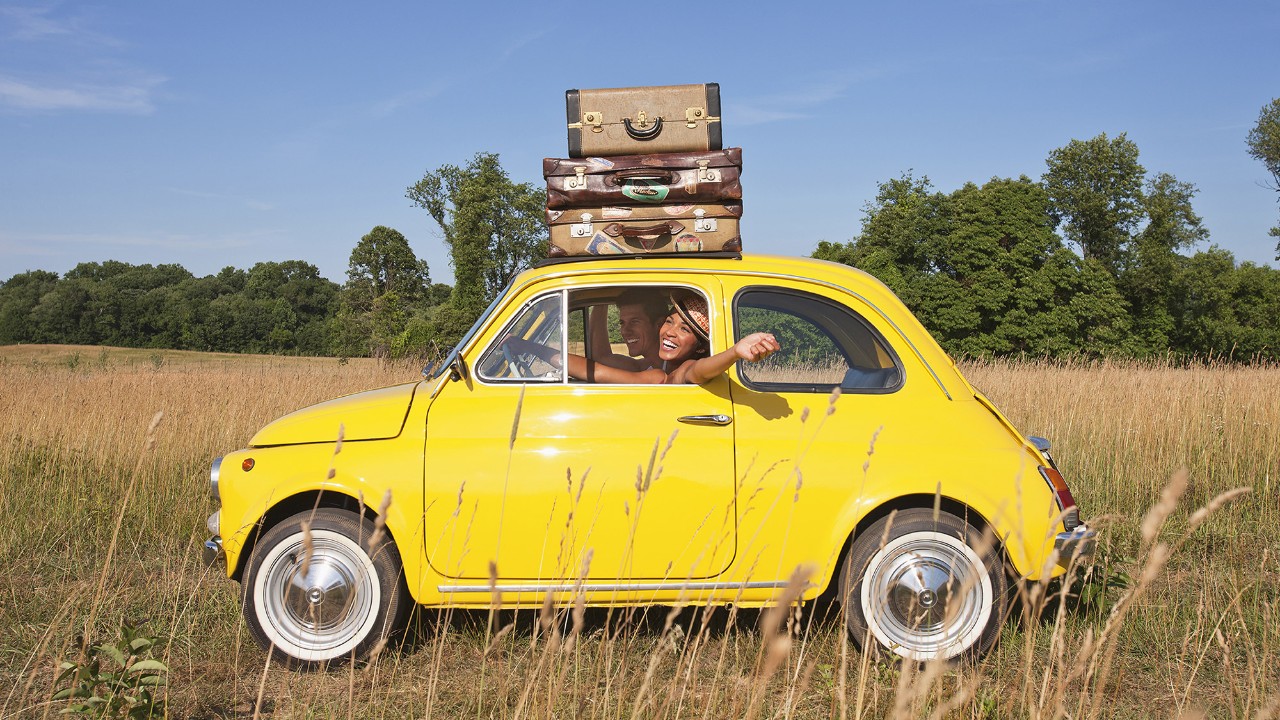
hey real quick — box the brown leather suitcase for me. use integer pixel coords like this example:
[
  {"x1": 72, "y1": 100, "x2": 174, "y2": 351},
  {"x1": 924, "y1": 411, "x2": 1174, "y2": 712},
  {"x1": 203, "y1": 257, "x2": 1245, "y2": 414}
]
[
  {"x1": 547, "y1": 203, "x2": 742, "y2": 258},
  {"x1": 566, "y1": 83, "x2": 721, "y2": 158},
  {"x1": 544, "y1": 148, "x2": 742, "y2": 210}
]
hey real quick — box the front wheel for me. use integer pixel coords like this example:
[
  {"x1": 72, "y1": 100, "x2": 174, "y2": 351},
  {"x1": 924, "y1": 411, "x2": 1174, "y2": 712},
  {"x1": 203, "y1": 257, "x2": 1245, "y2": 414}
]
[
  {"x1": 839, "y1": 508, "x2": 1007, "y2": 662},
  {"x1": 242, "y1": 508, "x2": 410, "y2": 668}
]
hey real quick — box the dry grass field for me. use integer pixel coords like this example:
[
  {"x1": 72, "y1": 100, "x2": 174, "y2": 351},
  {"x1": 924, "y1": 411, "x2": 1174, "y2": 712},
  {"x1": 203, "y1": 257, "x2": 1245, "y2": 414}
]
[{"x1": 0, "y1": 344, "x2": 1277, "y2": 719}]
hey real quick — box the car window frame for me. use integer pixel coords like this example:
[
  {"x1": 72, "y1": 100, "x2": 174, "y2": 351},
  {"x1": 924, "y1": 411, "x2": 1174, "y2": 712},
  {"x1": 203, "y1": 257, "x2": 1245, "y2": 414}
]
[
  {"x1": 472, "y1": 280, "x2": 716, "y2": 388},
  {"x1": 731, "y1": 284, "x2": 905, "y2": 395},
  {"x1": 474, "y1": 290, "x2": 569, "y2": 384}
]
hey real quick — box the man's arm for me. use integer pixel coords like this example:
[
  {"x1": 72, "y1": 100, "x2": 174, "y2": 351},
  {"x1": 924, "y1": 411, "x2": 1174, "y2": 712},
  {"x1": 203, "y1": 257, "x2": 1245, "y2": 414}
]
[
  {"x1": 501, "y1": 336, "x2": 665, "y2": 384},
  {"x1": 587, "y1": 305, "x2": 646, "y2": 371}
]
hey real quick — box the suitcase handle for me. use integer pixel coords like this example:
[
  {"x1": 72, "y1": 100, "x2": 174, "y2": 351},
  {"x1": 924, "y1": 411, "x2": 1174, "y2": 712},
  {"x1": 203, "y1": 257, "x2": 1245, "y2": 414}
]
[
  {"x1": 602, "y1": 220, "x2": 684, "y2": 238},
  {"x1": 623, "y1": 116, "x2": 664, "y2": 141},
  {"x1": 606, "y1": 168, "x2": 677, "y2": 186}
]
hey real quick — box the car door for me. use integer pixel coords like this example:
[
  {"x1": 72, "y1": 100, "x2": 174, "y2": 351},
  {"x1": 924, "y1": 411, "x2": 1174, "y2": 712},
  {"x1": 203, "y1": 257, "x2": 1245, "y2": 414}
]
[
  {"x1": 421, "y1": 277, "x2": 738, "y2": 584},
  {"x1": 722, "y1": 280, "x2": 928, "y2": 581}
]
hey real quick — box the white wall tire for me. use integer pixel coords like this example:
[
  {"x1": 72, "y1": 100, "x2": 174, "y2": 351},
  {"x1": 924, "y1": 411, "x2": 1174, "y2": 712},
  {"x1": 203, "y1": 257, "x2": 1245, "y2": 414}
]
[
  {"x1": 840, "y1": 508, "x2": 1007, "y2": 662},
  {"x1": 242, "y1": 508, "x2": 409, "y2": 668}
]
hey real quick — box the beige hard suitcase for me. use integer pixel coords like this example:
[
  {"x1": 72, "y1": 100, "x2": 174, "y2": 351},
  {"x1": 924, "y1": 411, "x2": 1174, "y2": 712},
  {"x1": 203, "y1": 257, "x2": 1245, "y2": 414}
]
[
  {"x1": 547, "y1": 202, "x2": 742, "y2": 258},
  {"x1": 566, "y1": 83, "x2": 721, "y2": 158}
]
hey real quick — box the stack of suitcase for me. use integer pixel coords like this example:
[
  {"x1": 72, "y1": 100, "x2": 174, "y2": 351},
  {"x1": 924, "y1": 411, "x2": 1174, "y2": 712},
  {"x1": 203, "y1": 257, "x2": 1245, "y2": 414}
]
[{"x1": 544, "y1": 83, "x2": 744, "y2": 258}]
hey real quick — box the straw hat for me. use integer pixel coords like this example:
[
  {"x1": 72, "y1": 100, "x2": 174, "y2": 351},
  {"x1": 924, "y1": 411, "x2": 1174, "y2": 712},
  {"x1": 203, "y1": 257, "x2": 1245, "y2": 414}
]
[{"x1": 670, "y1": 293, "x2": 710, "y2": 342}]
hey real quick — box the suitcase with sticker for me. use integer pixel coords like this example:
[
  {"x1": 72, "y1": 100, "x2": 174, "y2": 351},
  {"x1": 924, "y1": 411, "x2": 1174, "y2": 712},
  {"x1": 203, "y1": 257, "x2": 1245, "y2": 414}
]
[
  {"x1": 547, "y1": 202, "x2": 742, "y2": 258},
  {"x1": 544, "y1": 148, "x2": 742, "y2": 210},
  {"x1": 566, "y1": 83, "x2": 721, "y2": 158}
]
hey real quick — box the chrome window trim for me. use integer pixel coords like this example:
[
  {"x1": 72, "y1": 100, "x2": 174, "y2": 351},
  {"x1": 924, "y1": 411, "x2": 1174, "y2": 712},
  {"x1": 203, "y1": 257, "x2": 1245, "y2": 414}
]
[
  {"x1": 730, "y1": 284, "x2": 906, "y2": 395},
  {"x1": 438, "y1": 580, "x2": 789, "y2": 593}
]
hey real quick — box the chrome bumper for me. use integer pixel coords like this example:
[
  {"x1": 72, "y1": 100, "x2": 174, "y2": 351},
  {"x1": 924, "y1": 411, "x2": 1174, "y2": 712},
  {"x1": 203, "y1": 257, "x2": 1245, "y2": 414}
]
[
  {"x1": 202, "y1": 536, "x2": 225, "y2": 569},
  {"x1": 1054, "y1": 523, "x2": 1097, "y2": 567},
  {"x1": 202, "y1": 509, "x2": 225, "y2": 570}
]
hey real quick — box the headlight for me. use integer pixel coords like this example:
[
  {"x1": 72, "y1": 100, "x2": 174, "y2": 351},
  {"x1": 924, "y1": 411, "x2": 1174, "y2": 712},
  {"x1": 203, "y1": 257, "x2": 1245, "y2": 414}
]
[{"x1": 211, "y1": 456, "x2": 222, "y2": 501}]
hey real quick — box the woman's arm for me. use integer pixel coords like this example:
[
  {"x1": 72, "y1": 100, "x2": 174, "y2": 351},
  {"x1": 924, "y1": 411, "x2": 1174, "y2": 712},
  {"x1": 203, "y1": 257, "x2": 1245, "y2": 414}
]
[{"x1": 668, "y1": 332, "x2": 780, "y2": 385}]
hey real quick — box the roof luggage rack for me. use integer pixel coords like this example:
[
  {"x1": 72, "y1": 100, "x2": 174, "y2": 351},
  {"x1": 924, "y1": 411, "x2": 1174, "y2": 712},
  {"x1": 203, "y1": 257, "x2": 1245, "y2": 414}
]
[{"x1": 535, "y1": 251, "x2": 743, "y2": 268}]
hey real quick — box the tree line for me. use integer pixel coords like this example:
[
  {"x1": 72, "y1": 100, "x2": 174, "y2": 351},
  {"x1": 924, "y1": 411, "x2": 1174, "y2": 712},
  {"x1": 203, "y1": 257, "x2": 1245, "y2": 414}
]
[{"x1": 2, "y1": 101, "x2": 1279, "y2": 361}]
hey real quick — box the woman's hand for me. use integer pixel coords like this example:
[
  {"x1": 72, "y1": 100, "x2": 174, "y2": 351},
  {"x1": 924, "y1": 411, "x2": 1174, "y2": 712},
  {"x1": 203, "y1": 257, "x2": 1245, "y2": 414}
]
[{"x1": 734, "y1": 332, "x2": 780, "y2": 363}]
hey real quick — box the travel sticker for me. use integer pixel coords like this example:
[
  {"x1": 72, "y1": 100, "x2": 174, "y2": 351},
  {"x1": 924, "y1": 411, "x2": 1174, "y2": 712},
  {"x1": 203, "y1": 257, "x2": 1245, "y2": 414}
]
[
  {"x1": 602, "y1": 206, "x2": 634, "y2": 219},
  {"x1": 586, "y1": 157, "x2": 615, "y2": 170},
  {"x1": 674, "y1": 234, "x2": 703, "y2": 252},
  {"x1": 663, "y1": 204, "x2": 694, "y2": 216},
  {"x1": 622, "y1": 179, "x2": 669, "y2": 204},
  {"x1": 586, "y1": 232, "x2": 627, "y2": 255}
]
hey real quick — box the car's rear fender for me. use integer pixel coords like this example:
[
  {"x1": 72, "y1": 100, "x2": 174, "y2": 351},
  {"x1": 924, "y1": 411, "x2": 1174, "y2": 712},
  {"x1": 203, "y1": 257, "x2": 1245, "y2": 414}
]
[{"x1": 810, "y1": 492, "x2": 1004, "y2": 600}]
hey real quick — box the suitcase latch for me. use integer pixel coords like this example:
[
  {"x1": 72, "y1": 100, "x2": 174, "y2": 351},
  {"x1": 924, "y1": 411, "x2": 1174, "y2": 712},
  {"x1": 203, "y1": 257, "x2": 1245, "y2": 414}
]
[
  {"x1": 686, "y1": 106, "x2": 720, "y2": 128},
  {"x1": 693, "y1": 209, "x2": 717, "y2": 233},
  {"x1": 565, "y1": 166, "x2": 588, "y2": 190},
  {"x1": 570, "y1": 213, "x2": 594, "y2": 238},
  {"x1": 696, "y1": 161, "x2": 722, "y2": 183},
  {"x1": 583, "y1": 111, "x2": 603, "y2": 133}
]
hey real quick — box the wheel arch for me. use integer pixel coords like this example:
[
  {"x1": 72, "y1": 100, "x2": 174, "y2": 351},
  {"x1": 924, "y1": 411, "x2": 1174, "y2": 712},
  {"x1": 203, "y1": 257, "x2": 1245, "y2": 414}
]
[
  {"x1": 814, "y1": 492, "x2": 1006, "y2": 600},
  {"x1": 230, "y1": 489, "x2": 400, "y2": 582}
]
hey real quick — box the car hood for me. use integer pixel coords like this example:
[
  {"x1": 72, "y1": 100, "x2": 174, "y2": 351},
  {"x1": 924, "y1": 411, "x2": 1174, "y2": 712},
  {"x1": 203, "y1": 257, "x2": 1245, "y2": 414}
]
[{"x1": 250, "y1": 381, "x2": 420, "y2": 447}]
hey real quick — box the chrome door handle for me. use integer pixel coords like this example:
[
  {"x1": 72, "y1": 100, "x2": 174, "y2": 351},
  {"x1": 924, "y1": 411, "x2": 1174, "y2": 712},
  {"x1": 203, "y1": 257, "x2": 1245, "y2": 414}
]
[{"x1": 677, "y1": 414, "x2": 732, "y2": 426}]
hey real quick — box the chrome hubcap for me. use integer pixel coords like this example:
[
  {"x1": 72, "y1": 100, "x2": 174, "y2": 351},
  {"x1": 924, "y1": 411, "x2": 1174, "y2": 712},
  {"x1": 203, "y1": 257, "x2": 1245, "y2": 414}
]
[
  {"x1": 259, "y1": 531, "x2": 377, "y2": 654},
  {"x1": 862, "y1": 532, "x2": 991, "y2": 659}
]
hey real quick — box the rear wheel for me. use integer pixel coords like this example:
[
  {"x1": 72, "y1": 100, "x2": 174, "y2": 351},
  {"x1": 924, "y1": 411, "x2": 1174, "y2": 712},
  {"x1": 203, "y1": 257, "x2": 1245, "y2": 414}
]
[
  {"x1": 242, "y1": 508, "x2": 409, "y2": 668},
  {"x1": 839, "y1": 508, "x2": 1007, "y2": 662}
]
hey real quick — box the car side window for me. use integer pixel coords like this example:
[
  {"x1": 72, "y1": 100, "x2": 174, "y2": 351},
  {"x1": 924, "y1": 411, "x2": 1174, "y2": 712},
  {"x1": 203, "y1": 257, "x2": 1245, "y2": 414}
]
[
  {"x1": 476, "y1": 293, "x2": 564, "y2": 382},
  {"x1": 734, "y1": 288, "x2": 902, "y2": 393}
]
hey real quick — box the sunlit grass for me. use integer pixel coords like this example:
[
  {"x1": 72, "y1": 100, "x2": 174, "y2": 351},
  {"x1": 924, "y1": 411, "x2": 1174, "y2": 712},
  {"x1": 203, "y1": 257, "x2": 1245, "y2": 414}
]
[{"x1": 0, "y1": 345, "x2": 1276, "y2": 718}]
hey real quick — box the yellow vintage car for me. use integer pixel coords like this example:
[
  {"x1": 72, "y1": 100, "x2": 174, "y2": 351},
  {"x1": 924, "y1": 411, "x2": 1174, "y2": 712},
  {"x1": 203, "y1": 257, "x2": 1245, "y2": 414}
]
[{"x1": 203, "y1": 253, "x2": 1094, "y2": 667}]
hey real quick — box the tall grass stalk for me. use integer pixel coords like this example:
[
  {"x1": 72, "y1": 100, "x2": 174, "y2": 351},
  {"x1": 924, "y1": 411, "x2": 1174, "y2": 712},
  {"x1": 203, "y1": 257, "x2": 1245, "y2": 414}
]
[{"x1": 1, "y1": 350, "x2": 1278, "y2": 717}]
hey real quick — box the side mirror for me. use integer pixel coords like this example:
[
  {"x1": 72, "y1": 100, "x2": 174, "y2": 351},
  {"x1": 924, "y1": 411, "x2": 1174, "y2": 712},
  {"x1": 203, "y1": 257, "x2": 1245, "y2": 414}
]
[{"x1": 448, "y1": 357, "x2": 469, "y2": 383}]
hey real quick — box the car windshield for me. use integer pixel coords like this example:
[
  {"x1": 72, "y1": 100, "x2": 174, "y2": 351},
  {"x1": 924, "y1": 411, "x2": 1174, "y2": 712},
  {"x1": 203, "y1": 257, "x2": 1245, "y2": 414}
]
[{"x1": 423, "y1": 286, "x2": 511, "y2": 380}]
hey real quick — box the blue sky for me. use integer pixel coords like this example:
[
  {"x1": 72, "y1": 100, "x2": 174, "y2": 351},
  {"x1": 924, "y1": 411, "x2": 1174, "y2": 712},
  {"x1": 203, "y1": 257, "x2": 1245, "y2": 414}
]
[{"x1": 2, "y1": 1, "x2": 1277, "y2": 286}]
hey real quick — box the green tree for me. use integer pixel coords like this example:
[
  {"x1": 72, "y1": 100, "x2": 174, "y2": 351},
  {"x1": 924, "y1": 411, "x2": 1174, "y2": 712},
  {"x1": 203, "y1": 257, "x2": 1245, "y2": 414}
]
[
  {"x1": 1170, "y1": 248, "x2": 1280, "y2": 359},
  {"x1": 343, "y1": 226, "x2": 430, "y2": 310},
  {"x1": 1246, "y1": 97, "x2": 1280, "y2": 259},
  {"x1": 406, "y1": 152, "x2": 547, "y2": 316},
  {"x1": 813, "y1": 172, "x2": 948, "y2": 312},
  {"x1": 1043, "y1": 133, "x2": 1147, "y2": 275},
  {"x1": 0, "y1": 270, "x2": 59, "y2": 343},
  {"x1": 815, "y1": 174, "x2": 1128, "y2": 358},
  {"x1": 243, "y1": 261, "x2": 339, "y2": 354},
  {"x1": 1123, "y1": 173, "x2": 1209, "y2": 353},
  {"x1": 332, "y1": 226, "x2": 432, "y2": 357}
]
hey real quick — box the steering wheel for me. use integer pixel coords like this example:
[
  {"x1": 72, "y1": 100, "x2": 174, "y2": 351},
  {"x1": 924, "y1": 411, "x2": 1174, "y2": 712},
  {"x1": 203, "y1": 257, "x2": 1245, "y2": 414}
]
[{"x1": 502, "y1": 344, "x2": 534, "y2": 378}]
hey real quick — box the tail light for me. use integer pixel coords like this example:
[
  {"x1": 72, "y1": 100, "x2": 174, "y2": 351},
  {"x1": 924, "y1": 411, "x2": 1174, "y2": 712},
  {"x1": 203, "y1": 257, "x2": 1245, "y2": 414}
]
[{"x1": 1039, "y1": 465, "x2": 1080, "y2": 530}]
